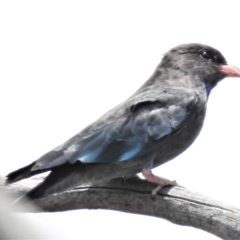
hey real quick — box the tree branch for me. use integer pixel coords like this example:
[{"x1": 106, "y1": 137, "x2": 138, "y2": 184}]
[{"x1": 1, "y1": 176, "x2": 240, "y2": 240}]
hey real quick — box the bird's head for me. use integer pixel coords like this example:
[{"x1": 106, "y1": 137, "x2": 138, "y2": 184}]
[{"x1": 160, "y1": 43, "x2": 240, "y2": 95}]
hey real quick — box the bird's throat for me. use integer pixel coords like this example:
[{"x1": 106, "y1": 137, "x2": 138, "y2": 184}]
[{"x1": 202, "y1": 81, "x2": 212, "y2": 97}]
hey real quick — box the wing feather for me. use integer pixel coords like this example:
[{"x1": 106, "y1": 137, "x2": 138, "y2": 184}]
[{"x1": 32, "y1": 90, "x2": 198, "y2": 171}]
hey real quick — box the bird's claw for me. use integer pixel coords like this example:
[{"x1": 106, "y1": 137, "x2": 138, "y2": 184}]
[
  {"x1": 151, "y1": 185, "x2": 163, "y2": 200},
  {"x1": 150, "y1": 179, "x2": 180, "y2": 199}
]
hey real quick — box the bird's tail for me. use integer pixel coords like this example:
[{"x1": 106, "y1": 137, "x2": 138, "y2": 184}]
[
  {"x1": 26, "y1": 161, "x2": 87, "y2": 199},
  {"x1": 5, "y1": 162, "x2": 49, "y2": 184}
]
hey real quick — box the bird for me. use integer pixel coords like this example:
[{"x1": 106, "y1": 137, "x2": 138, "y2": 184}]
[{"x1": 6, "y1": 43, "x2": 240, "y2": 200}]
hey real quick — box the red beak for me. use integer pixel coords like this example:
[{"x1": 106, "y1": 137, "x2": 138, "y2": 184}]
[{"x1": 218, "y1": 65, "x2": 240, "y2": 78}]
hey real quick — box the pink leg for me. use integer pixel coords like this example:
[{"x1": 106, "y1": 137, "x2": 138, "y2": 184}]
[{"x1": 142, "y1": 166, "x2": 177, "y2": 196}]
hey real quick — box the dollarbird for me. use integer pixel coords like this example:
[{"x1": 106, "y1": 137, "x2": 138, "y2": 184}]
[{"x1": 6, "y1": 43, "x2": 240, "y2": 199}]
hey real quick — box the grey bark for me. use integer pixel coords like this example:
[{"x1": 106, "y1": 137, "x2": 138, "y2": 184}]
[{"x1": 1, "y1": 176, "x2": 240, "y2": 240}]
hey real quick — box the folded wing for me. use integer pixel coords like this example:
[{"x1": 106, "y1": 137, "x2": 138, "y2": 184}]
[{"x1": 32, "y1": 90, "x2": 198, "y2": 171}]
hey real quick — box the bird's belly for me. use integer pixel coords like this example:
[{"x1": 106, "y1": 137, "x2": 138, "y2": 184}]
[{"x1": 151, "y1": 108, "x2": 206, "y2": 168}]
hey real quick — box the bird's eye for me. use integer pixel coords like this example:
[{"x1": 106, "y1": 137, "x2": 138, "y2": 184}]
[{"x1": 199, "y1": 50, "x2": 211, "y2": 61}]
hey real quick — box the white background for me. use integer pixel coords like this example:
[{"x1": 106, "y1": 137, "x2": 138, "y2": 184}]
[{"x1": 1, "y1": 1, "x2": 240, "y2": 239}]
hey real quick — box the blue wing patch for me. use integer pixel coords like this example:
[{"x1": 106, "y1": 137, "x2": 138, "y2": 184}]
[{"x1": 65, "y1": 100, "x2": 192, "y2": 164}]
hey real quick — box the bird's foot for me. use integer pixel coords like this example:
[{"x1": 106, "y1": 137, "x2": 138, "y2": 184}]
[
  {"x1": 142, "y1": 167, "x2": 178, "y2": 199},
  {"x1": 151, "y1": 178, "x2": 178, "y2": 198}
]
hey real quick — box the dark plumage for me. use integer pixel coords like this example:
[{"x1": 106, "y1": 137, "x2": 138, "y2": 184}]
[{"x1": 6, "y1": 43, "x2": 240, "y2": 199}]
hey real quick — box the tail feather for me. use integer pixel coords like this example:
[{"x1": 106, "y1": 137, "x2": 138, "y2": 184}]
[
  {"x1": 26, "y1": 161, "x2": 86, "y2": 199},
  {"x1": 6, "y1": 162, "x2": 49, "y2": 184},
  {"x1": 6, "y1": 161, "x2": 86, "y2": 200}
]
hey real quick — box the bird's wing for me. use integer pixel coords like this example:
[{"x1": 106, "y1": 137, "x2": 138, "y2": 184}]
[{"x1": 32, "y1": 89, "x2": 199, "y2": 171}]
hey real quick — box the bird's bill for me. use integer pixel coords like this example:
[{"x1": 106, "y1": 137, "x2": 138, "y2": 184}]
[{"x1": 218, "y1": 64, "x2": 240, "y2": 78}]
